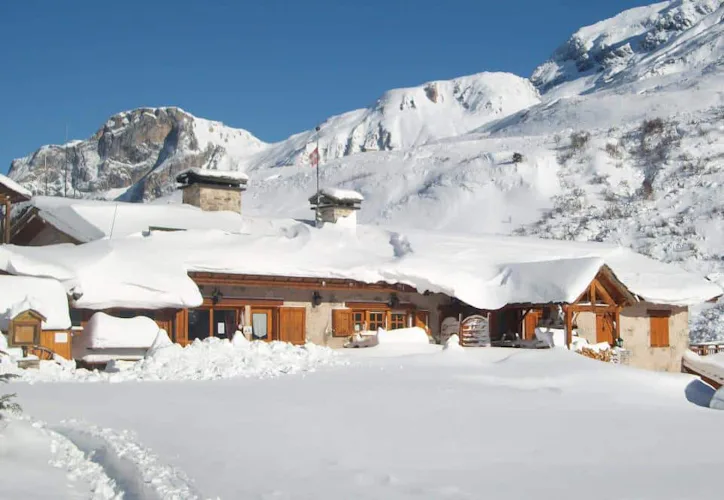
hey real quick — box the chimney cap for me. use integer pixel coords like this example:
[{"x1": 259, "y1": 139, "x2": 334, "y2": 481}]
[
  {"x1": 176, "y1": 168, "x2": 248, "y2": 189},
  {"x1": 309, "y1": 188, "x2": 363, "y2": 208}
]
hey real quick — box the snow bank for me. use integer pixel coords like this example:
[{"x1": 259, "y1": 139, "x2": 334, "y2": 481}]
[
  {"x1": 82, "y1": 312, "x2": 159, "y2": 349},
  {"x1": 0, "y1": 275, "x2": 71, "y2": 331},
  {"x1": 5, "y1": 338, "x2": 346, "y2": 383},
  {"x1": 443, "y1": 334, "x2": 464, "y2": 351},
  {"x1": 376, "y1": 327, "x2": 430, "y2": 345}
]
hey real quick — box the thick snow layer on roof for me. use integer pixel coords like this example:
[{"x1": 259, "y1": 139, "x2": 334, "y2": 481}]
[
  {"x1": 0, "y1": 219, "x2": 719, "y2": 311},
  {"x1": 0, "y1": 275, "x2": 71, "y2": 330},
  {"x1": 178, "y1": 167, "x2": 249, "y2": 182},
  {"x1": 319, "y1": 188, "x2": 364, "y2": 202},
  {"x1": 81, "y1": 312, "x2": 160, "y2": 349},
  {"x1": 0, "y1": 172, "x2": 31, "y2": 199},
  {"x1": 19, "y1": 196, "x2": 247, "y2": 242}
]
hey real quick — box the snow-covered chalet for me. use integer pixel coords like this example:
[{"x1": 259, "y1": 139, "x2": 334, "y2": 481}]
[{"x1": 1, "y1": 169, "x2": 721, "y2": 372}]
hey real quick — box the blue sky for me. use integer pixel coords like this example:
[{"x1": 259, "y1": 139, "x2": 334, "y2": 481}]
[{"x1": 1, "y1": 0, "x2": 653, "y2": 173}]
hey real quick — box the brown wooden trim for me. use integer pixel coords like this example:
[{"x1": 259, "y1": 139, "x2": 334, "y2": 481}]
[
  {"x1": 190, "y1": 272, "x2": 416, "y2": 293},
  {"x1": 201, "y1": 298, "x2": 283, "y2": 307},
  {"x1": 345, "y1": 301, "x2": 390, "y2": 310}
]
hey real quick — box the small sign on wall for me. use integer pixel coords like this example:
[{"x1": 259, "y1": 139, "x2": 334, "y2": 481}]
[{"x1": 54, "y1": 332, "x2": 68, "y2": 344}]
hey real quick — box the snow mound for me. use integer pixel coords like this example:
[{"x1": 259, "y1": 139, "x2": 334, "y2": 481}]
[
  {"x1": 82, "y1": 313, "x2": 160, "y2": 349},
  {"x1": 443, "y1": 334, "x2": 464, "y2": 351},
  {"x1": 5, "y1": 338, "x2": 347, "y2": 383},
  {"x1": 376, "y1": 327, "x2": 430, "y2": 345}
]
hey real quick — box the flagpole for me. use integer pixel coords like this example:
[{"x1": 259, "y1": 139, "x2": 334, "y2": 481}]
[{"x1": 314, "y1": 125, "x2": 321, "y2": 227}]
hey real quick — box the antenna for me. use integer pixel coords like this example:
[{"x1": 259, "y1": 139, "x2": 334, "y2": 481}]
[
  {"x1": 109, "y1": 203, "x2": 119, "y2": 239},
  {"x1": 63, "y1": 123, "x2": 68, "y2": 198}
]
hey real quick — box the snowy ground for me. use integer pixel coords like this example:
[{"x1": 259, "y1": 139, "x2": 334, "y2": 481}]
[{"x1": 2, "y1": 345, "x2": 724, "y2": 500}]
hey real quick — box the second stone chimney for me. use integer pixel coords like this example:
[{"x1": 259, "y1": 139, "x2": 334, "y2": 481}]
[
  {"x1": 309, "y1": 188, "x2": 363, "y2": 227},
  {"x1": 176, "y1": 168, "x2": 248, "y2": 213}
]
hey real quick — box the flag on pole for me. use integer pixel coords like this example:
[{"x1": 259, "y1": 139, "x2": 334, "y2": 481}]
[{"x1": 309, "y1": 147, "x2": 320, "y2": 168}]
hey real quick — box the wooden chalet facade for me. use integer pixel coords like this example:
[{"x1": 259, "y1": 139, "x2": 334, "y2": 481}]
[{"x1": 63, "y1": 266, "x2": 693, "y2": 372}]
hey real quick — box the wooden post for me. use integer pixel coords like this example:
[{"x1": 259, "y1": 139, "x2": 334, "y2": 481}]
[
  {"x1": 3, "y1": 197, "x2": 10, "y2": 244},
  {"x1": 564, "y1": 305, "x2": 572, "y2": 350}
]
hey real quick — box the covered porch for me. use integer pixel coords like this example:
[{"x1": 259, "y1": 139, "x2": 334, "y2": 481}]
[{"x1": 438, "y1": 269, "x2": 635, "y2": 349}]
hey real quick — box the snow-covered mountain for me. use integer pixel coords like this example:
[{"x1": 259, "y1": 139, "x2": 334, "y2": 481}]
[
  {"x1": 7, "y1": 107, "x2": 266, "y2": 201},
  {"x1": 6, "y1": 0, "x2": 724, "y2": 338},
  {"x1": 531, "y1": 0, "x2": 724, "y2": 96},
  {"x1": 7, "y1": 72, "x2": 538, "y2": 201}
]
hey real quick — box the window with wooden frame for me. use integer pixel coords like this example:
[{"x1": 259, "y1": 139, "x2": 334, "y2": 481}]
[
  {"x1": 390, "y1": 312, "x2": 407, "y2": 330},
  {"x1": 352, "y1": 311, "x2": 365, "y2": 332},
  {"x1": 368, "y1": 311, "x2": 386, "y2": 331},
  {"x1": 649, "y1": 310, "x2": 671, "y2": 348}
]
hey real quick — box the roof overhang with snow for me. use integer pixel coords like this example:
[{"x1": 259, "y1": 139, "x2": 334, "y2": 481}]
[
  {"x1": 0, "y1": 173, "x2": 32, "y2": 203},
  {"x1": 0, "y1": 218, "x2": 719, "y2": 312}
]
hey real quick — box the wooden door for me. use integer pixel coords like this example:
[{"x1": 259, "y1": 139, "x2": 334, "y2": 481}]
[
  {"x1": 596, "y1": 312, "x2": 614, "y2": 344},
  {"x1": 250, "y1": 308, "x2": 274, "y2": 341},
  {"x1": 332, "y1": 309, "x2": 353, "y2": 337},
  {"x1": 279, "y1": 307, "x2": 306, "y2": 345}
]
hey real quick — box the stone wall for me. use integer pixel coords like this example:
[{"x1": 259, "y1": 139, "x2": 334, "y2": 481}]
[
  {"x1": 181, "y1": 184, "x2": 241, "y2": 213},
  {"x1": 204, "y1": 283, "x2": 449, "y2": 347},
  {"x1": 574, "y1": 303, "x2": 689, "y2": 372}
]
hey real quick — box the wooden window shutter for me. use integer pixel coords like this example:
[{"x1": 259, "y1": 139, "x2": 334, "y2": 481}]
[
  {"x1": 648, "y1": 310, "x2": 670, "y2": 348},
  {"x1": 279, "y1": 307, "x2": 306, "y2": 345},
  {"x1": 332, "y1": 309, "x2": 354, "y2": 337}
]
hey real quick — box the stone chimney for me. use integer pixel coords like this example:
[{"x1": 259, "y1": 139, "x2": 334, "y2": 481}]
[
  {"x1": 309, "y1": 188, "x2": 363, "y2": 227},
  {"x1": 176, "y1": 168, "x2": 248, "y2": 213}
]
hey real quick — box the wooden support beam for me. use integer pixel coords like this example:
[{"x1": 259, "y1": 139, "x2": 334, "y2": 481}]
[
  {"x1": 564, "y1": 305, "x2": 572, "y2": 350},
  {"x1": 593, "y1": 280, "x2": 616, "y2": 307}
]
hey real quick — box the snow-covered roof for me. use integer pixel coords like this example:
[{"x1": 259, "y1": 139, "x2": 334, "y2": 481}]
[
  {"x1": 176, "y1": 168, "x2": 249, "y2": 185},
  {"x1": 0, "y1": 275, "x2": 71, "y2": 331},
  {"x1": 319, "y1": 188, "x2": 364, "y2": 203},
  {"x1": 0, "y1": 173, "x2": 31, "y2": 201},
  {"x1": 0, "y1": 218, "x2": 719, "y2": 311},
  {"x1": 15, "y1": 196, "x2": 248, "y2": 243}
]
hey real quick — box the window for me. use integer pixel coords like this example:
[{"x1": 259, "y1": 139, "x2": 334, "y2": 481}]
[
  {"x1": 368, "y1": 311, "x2": 386, "y2": 331},
  {"x1": 353, "y1": 311, "x2": 365, "y2": 332},
  {"x1": 649, "y1": 310, "x2": 670, "y2": 347},
  {"x1": 213, "y1": 309, "x2": 236, "y2": 339},
  {"x1": 188, "y1": 309, "x2": 210, "y2": 341},
  {"x1": 390, "y1": 312, "x2": 407, "y2": 330},
  {"x1": 252, "y1": 312, "x2": 270, "y2": 340}
]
